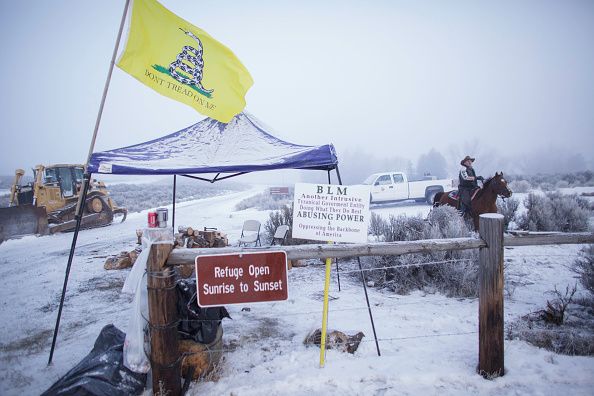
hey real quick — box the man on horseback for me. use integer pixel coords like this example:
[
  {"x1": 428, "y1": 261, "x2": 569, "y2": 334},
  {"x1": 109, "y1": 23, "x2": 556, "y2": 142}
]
[{"x1": 459, "y1": 155, "x2": 484, "y2": 216}]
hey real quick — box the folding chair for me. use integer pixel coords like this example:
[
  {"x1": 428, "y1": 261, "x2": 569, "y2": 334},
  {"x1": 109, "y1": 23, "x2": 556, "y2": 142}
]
[
  {"x1": 238, "y1": 220, "x2": 261, "y2": 246},
  {"x1": 271, "y1": 224, "x2": 289, "y2": 246}
]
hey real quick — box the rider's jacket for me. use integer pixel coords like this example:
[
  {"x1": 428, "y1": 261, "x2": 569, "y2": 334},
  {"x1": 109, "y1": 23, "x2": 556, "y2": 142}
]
[{"x1": 459, "y1": 166, "x2": 477, "y2": 189}]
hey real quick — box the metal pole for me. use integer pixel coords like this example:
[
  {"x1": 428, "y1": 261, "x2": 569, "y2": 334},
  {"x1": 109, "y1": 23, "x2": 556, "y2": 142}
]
[
  {"x1": 172, "y1": 175, "x2": 177, "y2": 233},
  {"x1": 48, "y1": 0, "x2": 131, "y2": 365},
  {"x1": 332, "y1": 168, "x2": 341, "y2": 291},
  {"x1": 335, "y1": 165, "x2": 343, "y2": 185},
  {"x1": 357, "y1": 257, "x2": 381, "y2": 356},
  {"x1": 48, "y1": 173, "x2": 92, "y2": 364},
  {"x1": 345, "y1": 165, "x2": 379, "y2": 355}
]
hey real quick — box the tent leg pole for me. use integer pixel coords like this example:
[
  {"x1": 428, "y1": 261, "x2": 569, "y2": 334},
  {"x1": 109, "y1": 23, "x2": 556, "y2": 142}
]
[
  {"x1": 172, "y1": 175, "x2": 177, "y2": 233},
  {"x1": 335, "y1": 166, "x2": 343, "y2": 185},
  {"x1": 327, "y1": 170, "x2": 331, "y2": 184},
  {"x1": 48, "y1": 173, "x2": 92, "y2": 365}
]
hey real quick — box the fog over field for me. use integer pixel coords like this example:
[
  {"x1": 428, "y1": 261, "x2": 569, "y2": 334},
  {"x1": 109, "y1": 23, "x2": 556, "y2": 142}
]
[
  {"x1": 1, "y1": 0, "x2": 593, "y2": 177},
  {"x1": 0, "y1": 2, "x2": 593, "y2": 394}
]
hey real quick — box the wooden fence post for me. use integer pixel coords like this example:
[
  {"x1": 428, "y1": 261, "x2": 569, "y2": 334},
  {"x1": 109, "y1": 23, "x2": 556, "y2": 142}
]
[
  {"x1": 478, "y1": 214, "x2": 505, "y2": 378},
  {"x1": 147, "y1": 243, "x2": 181, "y2": 395}
]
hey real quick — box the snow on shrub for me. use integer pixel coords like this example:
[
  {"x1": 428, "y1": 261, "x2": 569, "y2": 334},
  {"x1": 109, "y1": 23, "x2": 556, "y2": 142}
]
[
  {"x1": 368, "y1": 212, "x2": 385, "y2": 241},
  {"x1": 547, "y1": 192, "x2": 591, "y2": 232},
  {"x1": 517, "y1": 192, "x2": 591, "y2": 232},
  {"x1": 509, "y1": 180, "x2": 531, "y2": 193},
  {"x1": 506, "y1": 283, "x2": 594, "y2": 356},
  {"x1": 363, "y1": 206, "x2": 478, "y2": 297},
  {"x1": 496, "y1": 197, "x2": 519, "y2": 230},
  {"x1": 540, "y1": 182, "x2": 555, "y2": 192},
  {"x1": 235, "y1": 188, "x2": 294, "y2": 211},
  {"x1": 573, "y1": 245, "x2": 594, "y2": 295},
  {"x1": 108, "y1": 183, "x2": 240, "y2": 213},
  {"x1": 263, "y1": 204, "x2": 316, "y2": 245}
]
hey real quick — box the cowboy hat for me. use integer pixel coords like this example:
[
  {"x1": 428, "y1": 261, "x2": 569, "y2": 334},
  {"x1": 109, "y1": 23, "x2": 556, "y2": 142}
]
[{"x1": 460, "y1": 155, "x2": 475, "y2": 166}]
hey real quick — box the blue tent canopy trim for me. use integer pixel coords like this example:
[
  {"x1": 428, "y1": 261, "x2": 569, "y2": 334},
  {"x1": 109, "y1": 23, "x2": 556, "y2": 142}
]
[{"x1": 88, "y1": 112, "x2": 338, "y2": 175}]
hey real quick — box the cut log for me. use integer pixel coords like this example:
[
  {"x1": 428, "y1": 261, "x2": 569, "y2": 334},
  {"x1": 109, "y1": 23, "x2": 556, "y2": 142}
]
[
  {"x1": 104, "y1": 251, "x2": 133, "y2": 270},
  {"x1": 179, "y1": 326, "x2": 224, "y2": 380},
  {"x1": 304, "y1": 328, "x2": 365, "y2": 354}
]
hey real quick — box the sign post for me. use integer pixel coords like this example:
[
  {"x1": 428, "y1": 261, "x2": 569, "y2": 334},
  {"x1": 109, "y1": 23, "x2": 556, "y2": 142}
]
[
  {"x1": 292, "y1": 183, "x2": 371, "y2": 367},
  {"x1": 195, "y1": 251, "x2": 288, "y2": 307}
]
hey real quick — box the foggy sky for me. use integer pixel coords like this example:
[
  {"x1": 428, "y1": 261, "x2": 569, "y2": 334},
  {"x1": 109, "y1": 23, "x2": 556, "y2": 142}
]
[{"x1": 1, "y1": 0, "x2": 593, "y2": 179}]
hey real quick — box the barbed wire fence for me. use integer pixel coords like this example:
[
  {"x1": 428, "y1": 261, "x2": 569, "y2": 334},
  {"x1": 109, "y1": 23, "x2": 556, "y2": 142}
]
[{"x1": 142, "y1": 222, "x2": 594, "y2": 391}]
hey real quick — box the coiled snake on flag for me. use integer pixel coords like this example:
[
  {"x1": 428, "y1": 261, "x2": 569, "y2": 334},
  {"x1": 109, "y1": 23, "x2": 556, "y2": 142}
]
[{"x1": 169, "y1": 29, "x2": 213, "y2": 93}]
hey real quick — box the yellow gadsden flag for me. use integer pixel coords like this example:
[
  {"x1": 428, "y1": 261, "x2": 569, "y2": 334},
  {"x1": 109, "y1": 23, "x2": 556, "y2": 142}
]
[{"x1": 117, "y1": 0, "x2": 253, "y2": 123}]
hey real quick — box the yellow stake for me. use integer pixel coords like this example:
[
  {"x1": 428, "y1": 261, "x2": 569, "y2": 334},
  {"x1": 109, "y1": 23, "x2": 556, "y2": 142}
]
[{"x1": 319, "y1": 245, "x2": 332, "y2": 367}]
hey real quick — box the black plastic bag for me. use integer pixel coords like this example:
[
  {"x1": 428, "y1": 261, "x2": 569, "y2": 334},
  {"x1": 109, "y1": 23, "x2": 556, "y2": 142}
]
[
  {"x1": 177, "y1": 279, "x2": 230, "y2": 344},
  {"x1": 42, "y1": 324, "x2": 146, "y2": 396}
]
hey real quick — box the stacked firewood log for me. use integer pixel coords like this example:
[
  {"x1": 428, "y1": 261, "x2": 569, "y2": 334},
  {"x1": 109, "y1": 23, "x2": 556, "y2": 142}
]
[{"x1": 175, "y1": 227, "x2": 228, "y2": 249}]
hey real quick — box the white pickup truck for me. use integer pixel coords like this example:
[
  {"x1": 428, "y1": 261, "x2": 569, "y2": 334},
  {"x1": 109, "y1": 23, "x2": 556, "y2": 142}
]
[{"x1": 363, "y1": 172, "x2": 454, "y2": 205}]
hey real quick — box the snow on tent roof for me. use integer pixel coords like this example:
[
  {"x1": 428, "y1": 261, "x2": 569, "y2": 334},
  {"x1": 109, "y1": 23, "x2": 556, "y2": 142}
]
[{"x1": 88, "y1": 112, "x2": 338, "y2": 175}]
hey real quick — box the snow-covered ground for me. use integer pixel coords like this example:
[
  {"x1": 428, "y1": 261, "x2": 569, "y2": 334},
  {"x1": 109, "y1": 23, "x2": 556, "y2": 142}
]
[{"x1": 0, "y1": 187, "x2": 593, "y2": 395}]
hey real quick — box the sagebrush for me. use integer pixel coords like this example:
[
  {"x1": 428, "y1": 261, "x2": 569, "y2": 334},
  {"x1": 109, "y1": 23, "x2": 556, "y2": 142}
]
[
  {"x1": 496, "y1": 197, "x2": 519, "y2": 230},
  {"x1": 363, "y1": 206, "x2": 479, "y2": 297},
  {"x1": 107, "y1": 182, "x2": 241, "y2": 213},
  {"x1": 573, "y1": 245, "x2": 594, "y2": 295},
  {"x1": 517, "y1": 192, "x2": 591, "y2": 232},
  {"x1": 235, "y1": 188, "x2": 293, "y2": 211},
  {"x1": 508, "y1": 171, "x2": 594, "y2": 190},
  {"x1": 263, "y1": 204, "x2": 316, "y2": 245}
]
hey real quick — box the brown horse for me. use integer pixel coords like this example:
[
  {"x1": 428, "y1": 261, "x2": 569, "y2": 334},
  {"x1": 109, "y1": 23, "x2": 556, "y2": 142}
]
[{"x1": 433, "y1": 172, "x2": 512, "y2": 230}]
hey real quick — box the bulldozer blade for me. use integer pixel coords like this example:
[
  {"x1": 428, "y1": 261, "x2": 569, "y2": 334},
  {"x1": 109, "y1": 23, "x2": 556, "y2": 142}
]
[{"x1": 0, "y1": 205, "x2": 49, "y2": 242}]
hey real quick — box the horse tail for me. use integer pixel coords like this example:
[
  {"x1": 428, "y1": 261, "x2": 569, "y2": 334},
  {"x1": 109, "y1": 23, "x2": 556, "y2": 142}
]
[{"x1": 433, "y1": 191, "x2": 444, "y2": 207}]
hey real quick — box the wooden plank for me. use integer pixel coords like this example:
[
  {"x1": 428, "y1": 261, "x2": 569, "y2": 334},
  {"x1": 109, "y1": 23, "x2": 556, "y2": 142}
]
[
  {"x1": 167, "y1": 232, "x2": 594, "y2": 269},
  {"x1": 167, "y1": 237, "x2": 487, "y2": 266},
  {"x1": 478, "y1": 214, "x2": 505, "y2": 378},
  {"x1": 503, "y1": 232, "x2": 594, "y2": 247},
  {"x1": 146, "y1": 243, "x2": 180, "y2": 396}
]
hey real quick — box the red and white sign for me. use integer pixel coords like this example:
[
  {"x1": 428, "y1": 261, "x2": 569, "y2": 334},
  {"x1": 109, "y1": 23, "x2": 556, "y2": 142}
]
[{"x1": 195, "y1": 251, "x2": 288, "y2": 307}]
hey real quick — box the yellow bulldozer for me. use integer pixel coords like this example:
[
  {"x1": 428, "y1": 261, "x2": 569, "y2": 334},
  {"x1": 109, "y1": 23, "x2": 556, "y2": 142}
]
[{"x1": 0, "y1": 164, "x2": 127, "y2": 241}]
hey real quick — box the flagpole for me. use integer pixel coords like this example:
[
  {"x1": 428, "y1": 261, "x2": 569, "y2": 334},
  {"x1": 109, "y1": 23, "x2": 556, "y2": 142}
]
[{"x1": 48, "y1": 0, "x2": 131, "y2": 365}]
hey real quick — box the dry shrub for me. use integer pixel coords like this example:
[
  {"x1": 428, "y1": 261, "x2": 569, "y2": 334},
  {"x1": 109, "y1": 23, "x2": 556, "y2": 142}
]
[
  {"x1": 518, "y1": 192, "x2": 591, "y2": 232},
  {"x1": 573, "y1": 245, "x2": 594, "y2": 295},
  {"x1": 363, "y1": 206, "x2": 479, "y2": 297}
]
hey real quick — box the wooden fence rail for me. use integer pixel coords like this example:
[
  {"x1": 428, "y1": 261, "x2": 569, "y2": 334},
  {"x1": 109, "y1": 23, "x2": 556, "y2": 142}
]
[
  {"x1": 167, "y1": 232, "x2": 594, "y2": 265},
  {"x1": 148, "y1": 215, "x2": 594, "y2": 394}
]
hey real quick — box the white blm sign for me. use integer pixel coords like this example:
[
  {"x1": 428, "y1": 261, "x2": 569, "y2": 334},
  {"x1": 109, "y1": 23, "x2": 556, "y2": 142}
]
[{"x1": 292, "y1": 183, "x2": 371, "y2": 243}]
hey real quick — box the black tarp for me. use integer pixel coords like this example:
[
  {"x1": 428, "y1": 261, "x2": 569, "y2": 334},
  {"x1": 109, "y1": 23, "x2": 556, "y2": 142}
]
[
  {"x1": 42, "y1": 325, "x2": 146, "y2": 396},
  {"x1": 177, "y1": 279, "x2": 230, "y2": 344}
]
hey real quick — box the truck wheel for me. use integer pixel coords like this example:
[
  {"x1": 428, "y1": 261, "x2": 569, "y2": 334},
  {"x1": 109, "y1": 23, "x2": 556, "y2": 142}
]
[{"x1": 426, "y1": 190, "x2": 439, "y2": 205}]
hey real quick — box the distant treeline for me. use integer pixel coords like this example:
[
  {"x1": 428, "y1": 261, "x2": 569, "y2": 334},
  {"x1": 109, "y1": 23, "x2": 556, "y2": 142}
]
[
  {"x1": 0, "y1": 180, "x2": 245, "y2": 211},
  {"x1": 106, "y1": 182, "x2": 245, "y2": 213}
]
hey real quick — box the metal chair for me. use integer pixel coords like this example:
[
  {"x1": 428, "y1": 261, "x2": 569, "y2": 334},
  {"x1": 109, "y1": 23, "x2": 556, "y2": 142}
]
[
  {"x1": 271, "y1": 224, "x2": 290, "y2": 246},
  {"x1": 238, "y1": 220, "x2": 261, "y2": 246}
]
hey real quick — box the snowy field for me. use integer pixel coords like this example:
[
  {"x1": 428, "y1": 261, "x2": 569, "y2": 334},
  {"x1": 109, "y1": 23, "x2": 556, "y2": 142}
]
[{"x1": 0, "y1": 187, "x2": 593, "y2": 395}]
